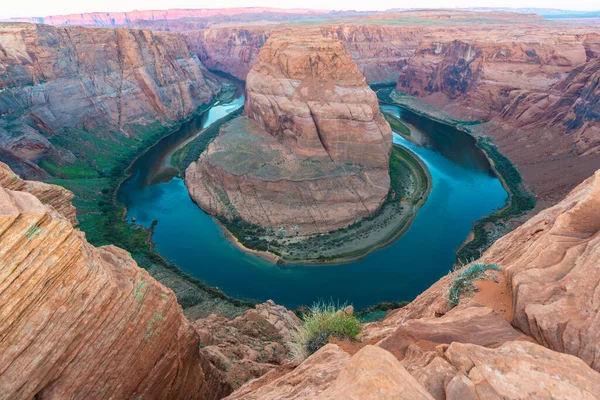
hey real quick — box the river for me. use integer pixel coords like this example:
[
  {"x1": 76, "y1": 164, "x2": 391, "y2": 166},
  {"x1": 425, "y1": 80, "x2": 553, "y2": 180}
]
[{"x1": 118, "y1": 93, "x2": 507, "y2": 310}]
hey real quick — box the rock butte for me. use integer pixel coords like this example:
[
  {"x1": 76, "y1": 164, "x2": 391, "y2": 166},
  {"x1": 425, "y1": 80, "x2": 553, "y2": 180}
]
[{"x1": 185, "y1": 30, "x2": 392, "y2": 234}]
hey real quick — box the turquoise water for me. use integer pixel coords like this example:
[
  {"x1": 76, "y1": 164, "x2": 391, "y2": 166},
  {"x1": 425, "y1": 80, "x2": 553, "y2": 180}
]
[{"x1": 118, "y1": 96, "x2": 507, "y2": 310}]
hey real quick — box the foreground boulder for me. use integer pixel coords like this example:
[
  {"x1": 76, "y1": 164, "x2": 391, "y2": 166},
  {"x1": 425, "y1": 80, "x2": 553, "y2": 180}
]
[
  {"x1": 186, "y1": 30, "x2": 392, "y2": 235},
  {"x1": 0, "y1": 169, "x2": 230, "y2": 399},
  {"x1": 194, "y1": 300, "x2": 301, "y2": 389},
  {"x1": 0, "y1": 162, "x2": 77, "y2": 225}
]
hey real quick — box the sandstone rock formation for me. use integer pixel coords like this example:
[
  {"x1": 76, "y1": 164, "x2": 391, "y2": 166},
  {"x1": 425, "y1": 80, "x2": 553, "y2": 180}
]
[
  {"x1": 227, "y1": 344, "x2": 351, "y2": 399},
  {"x1": 319, "y1": 345, "x2": 434, "y2": 400},
  {"x1": 186, "y1": 31, "x2": 392, "y2": 234},
  {"x1": 0, "y1": 169, "x2": 230, "y2": 399},
  {"x1": 194, "y1": 300, "x2": 301, "y2": 389},
  {"x1": 0, "y1": 161, "x2": 77, "y2": 225},
  {"x1": 0, "y1": 23, "x2": 223, "y2": 178},
  {"x1": 396, "y1": 30, "x2": 600, "y2": 203},
  {"x1": 478, "y1": 169, "x2": 600, "y2": 370},
  {"x1": 189, "y1": 25, "x2": 425, "y2": 85}
]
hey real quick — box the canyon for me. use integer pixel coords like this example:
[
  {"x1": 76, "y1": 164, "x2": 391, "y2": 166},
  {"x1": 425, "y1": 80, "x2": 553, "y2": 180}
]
[
  {"x1": 0, "y1": 8, "x2": 600, "y2": 399},
  {"x1": 0, "y1": 162, "x2": 230, "y2": 399},
  {"x1": 230, "y1": 168, "x2": 600, "y2": 399},
  {"x1": 185, "y1": 30, "x2": 393, "y2": 236}
]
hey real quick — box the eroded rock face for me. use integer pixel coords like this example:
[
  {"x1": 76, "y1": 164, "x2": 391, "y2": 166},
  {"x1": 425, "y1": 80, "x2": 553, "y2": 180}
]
[
  {"x1": 194, "y1": 300, "x2": 301, "y2": 389},
  {"x1": 319, "y1": 345, "x2": 434, "y2": 400},
  {"x1": 186, "y1": 31, "x2": 391, "y2": 234},
  {"x1": 227, "y1": 344, "x2": 351, "y2": 400},
  {"x1": 0, "y1": 23, "x2": 222, "y2": 178},
  {"x1": 440, "y1": 341, "x2": 600, "y2": 399},
  {"x1": 244, "y1": 30, "x2": 391, "y2": 167},
  {"x1": 0, "y1": 161, "x2": 77, "y2": 225},
  {"x1": 479, "y1": 170, "x2": 600, "y2": 371},
  {"x1": 0, "y1": 172, "x2": 230, "y2": 399},
  {"x1": 396, "y1": 31, "x2": 600, "y2": 202},
  {"x1": 191, "y1": 25, "x2": 425, "y2": 85}
]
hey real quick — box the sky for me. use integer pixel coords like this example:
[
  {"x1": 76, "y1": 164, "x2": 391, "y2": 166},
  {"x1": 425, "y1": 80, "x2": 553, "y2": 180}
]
[{"x1": 1, "y1": 0, "x2": 598, "y2": 19}]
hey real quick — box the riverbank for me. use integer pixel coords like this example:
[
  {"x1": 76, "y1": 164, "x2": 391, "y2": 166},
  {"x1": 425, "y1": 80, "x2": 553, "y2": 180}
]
[{"x1": 377, "y1": 88, "x2": 535, "y2": 262}]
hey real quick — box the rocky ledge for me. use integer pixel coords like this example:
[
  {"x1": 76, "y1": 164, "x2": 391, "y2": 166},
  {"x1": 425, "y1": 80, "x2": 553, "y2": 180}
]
[{"x1": 186, "y1": 30, "x2": 392, "y2": 235}]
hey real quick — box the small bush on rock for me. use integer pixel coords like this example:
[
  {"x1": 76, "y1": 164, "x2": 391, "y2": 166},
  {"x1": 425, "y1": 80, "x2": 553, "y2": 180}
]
[
  {"x1": 290, "y1": 301, "x2": 361, "y2": 361},
  {"x1": 448, "y1": 263, "x2": 502, "y2": 308}
]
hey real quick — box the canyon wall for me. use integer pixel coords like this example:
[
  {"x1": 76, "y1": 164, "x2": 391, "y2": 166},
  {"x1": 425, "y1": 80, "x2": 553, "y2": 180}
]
[
  {"x1": 187, "y1": 25, "x2": 425, "y2": 85},
  {"x1": 396, "y1": 30, "x2": 600, "y2": 203},
  {"x1": 181, "y1": 20, "x2": 599, "y2": 204},
  {"x1": 186, "y1": 30, "x2": 392, "y2": 235},
  {"x1": 0, "y1": 162, "x2": 231, "y2": 399},
  {"x1": 0, "y1": 23, "x2": 223, "y2": 178},
  {"x1": 229, "y1": 168, "x2": 600, "y2": 399}
]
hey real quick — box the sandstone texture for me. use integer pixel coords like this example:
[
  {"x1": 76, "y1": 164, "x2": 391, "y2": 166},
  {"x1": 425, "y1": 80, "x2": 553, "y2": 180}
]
[
  {"x1": 478, "y1": 170, "x2": 600, "y2": 370},
  {"x1": 0, "y1": 23, "x2": 223, "y2": 178},
  {"x1": 227, "y1": 344, "x2": 351, "y2": 399},
  {"x1": 194, "y1": 300, "x2": 301, "y2": 389},
  {"x1": 396, "y1": 29, "x2": 600, "y2": 204},
  {"x1": 0, "y1": 161, "x2": 77, "y2": 225},
  {"x1": 0, "y1": 168, "x2": 230, "y2": 399},
  {"x1": 186, "y1": 31, "x2": 392, "y2": 234},
  {"x1": 319, "y1": 345, "x2": 434, "y2": 400}
]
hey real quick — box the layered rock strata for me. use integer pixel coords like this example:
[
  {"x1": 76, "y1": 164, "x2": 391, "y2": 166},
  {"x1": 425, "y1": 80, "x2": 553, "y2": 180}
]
[
  {"x1": 0, "y1": 23, "x2": 223, "y2": 178},
  {"x1": 0, "y1": 161, "x2": 77, "y2": 225},
  {"x1": 0, "y1": 165, "x2": 230, "y2": 399},
  {"x1": 186, "y1": 31, "x2": 392, "y2": 234},
  {"x1": 194, "y1": 300, "x2": 301, "y2": 389},
  {"x1": 183, "y1": 19, "x2": 599, "y2": 204},
  {"x1": 187, "y1": 25, "x2": 426, "y2": 85},
  {"x1": 396, "y1": 31, "x2": 600, "y2": 203}
]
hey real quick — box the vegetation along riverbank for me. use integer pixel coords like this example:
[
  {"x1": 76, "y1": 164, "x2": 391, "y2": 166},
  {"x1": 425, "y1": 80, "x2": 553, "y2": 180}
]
[{"x1": 377, "y1": 88, "x2": 536, "y2": 263}]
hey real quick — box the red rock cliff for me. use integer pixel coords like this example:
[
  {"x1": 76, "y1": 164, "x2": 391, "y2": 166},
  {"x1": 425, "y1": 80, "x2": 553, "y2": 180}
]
[
  {"x1": 396, "y1": 30, "x2": 600, "y2": 203},
  {"x1": 0, "y1": 163, "x2": 231, "y2": 399},
  {"x1": 0, "y1": 23, "x2": 223, "y2": 178}
]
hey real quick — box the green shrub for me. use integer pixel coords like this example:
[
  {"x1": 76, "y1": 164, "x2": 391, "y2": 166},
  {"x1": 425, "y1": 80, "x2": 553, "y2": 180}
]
[
  {"x1": 290, "y1": 301, "x2": 361, "y2": 361},
  {"x1": 448, "y1": 263, "x2": 502, "y2": 308}
]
